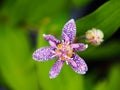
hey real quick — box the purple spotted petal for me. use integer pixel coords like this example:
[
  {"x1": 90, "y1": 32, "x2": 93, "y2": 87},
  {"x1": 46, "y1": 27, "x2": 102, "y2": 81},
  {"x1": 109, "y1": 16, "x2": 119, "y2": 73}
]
[
  {"x1": 32, "y1": 46, "x2": 56, "y2": 61},
  {"x1": 69, "y1": 54, "x2": 88, "y2": 74},
  {"x1": 62, "y1": 19, "x2": 76, "y2": 43},
  {"x1": 49, "y1": 60, "x2": 64, "y2": 79},
  {"x1": 43, "y1": 34, "x2": 60, "y2": 47},
  {"x1": 71, "y1": 43, "x2": 88, "y2": 52}
]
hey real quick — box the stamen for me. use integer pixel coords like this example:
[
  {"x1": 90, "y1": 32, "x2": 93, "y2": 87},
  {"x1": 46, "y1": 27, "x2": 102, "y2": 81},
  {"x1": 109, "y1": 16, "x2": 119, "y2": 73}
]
[{"x1": 55, "y1": 43, "x2": 73, "y2": 61}]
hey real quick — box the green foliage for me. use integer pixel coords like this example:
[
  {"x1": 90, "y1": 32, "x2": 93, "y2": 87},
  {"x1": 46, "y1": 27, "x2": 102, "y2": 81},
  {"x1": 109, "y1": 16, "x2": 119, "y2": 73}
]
[
  {"x1": 76, "y1": 0, "x2": 120, "y2": 39},
  {"x1": 94, "y1": 64, "x2": 120, "y2": 90},
  {"x1": 71, "y1": 0, "x2": 91, "y2": 7},
  {"x1": 0, "y1": 30, "x2": 39, "y2": 90},
  {"x1": 0, "y1": 0, "x2": 120, "y2": 90},
  {"x1": 76, "y1": 1, "x2": 120, "y2": 60}
]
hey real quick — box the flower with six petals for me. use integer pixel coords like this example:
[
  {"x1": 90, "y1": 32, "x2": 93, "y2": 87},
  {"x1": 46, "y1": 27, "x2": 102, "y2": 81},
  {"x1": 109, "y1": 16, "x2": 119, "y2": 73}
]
[{"x1": 32, "y1": 19, "x2": 88, "y2": 79}]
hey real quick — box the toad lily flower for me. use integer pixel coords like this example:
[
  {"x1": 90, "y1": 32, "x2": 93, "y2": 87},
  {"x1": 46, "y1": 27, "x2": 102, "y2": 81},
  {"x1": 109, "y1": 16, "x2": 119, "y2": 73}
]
[{"x1": 33, "y1": 19, "x2": 88, "y2": 79}]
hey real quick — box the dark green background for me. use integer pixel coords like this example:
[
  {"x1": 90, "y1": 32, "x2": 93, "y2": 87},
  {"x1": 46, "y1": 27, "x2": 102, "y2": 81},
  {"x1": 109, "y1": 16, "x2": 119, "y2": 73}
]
[{"x1": 0, "y1": 0, "x2": 120, "y2": 90}]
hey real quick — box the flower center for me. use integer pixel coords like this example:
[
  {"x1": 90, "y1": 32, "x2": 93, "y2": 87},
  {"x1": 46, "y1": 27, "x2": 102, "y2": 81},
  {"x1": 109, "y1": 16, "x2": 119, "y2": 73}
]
[{"x1": 55, "y1": 43, "x2": 73, "y2": 61}]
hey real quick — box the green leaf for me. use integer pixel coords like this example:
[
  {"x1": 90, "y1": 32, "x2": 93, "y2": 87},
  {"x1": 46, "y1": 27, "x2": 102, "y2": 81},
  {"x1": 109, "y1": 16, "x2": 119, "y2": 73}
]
[
  {"x1": 0, "y1": 0, "x2": 68, "y2": 26},
  {"x1": 80, "y1": 40, "x2": 120, "y2": 60},
  {"x1": 93, "y1": 64, "x2": 120, "y2": 90},
  {"x1": 76, "y1": 0, "x2": 120, "y2": 60},
  {"x1": 72, "y1": 0, "x2": 91, "y2": 7},
  {"x1": 94, "y1": 80, "x2": 108, "y2": 90},
  {"x1": 0, "y1": 30, "x2": 39, "y2": 90},
  {"x1": 76, "y1": 1, "x2": 120, "y2": 40},
  {"x1": 107, "y1": 64, "x2": 120, "y2": 90}
]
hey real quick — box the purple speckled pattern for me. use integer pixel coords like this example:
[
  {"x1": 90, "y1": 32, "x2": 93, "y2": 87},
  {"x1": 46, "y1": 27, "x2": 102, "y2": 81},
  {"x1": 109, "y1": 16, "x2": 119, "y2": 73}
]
[
  {"x1": 43, "y1": 34, "x2": 60, "y2": 45},
  {"x1": 49, "y1": 60, "x2": 64, "y2": 78},
  {"x1": 62, "y1": 19, "x2": 76, "y2": 43},
  {"x1": 32, "y1": 46, "x2": 55, "y2": 61},
  {"x1": 32, "y1": 19, "x2": 88, "y2": 79},
  {"x1": 71, "y1": 43, "x2": 87, "y2": 52},
  {"x1": 69, "y1": 54, "x2": 88, "y2": 74}
]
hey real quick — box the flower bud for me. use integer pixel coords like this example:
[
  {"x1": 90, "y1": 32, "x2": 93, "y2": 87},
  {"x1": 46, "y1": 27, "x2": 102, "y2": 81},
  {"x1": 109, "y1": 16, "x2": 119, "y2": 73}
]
[{"x1": 85, "y1": 28, "x2": 104, "y2": 45}]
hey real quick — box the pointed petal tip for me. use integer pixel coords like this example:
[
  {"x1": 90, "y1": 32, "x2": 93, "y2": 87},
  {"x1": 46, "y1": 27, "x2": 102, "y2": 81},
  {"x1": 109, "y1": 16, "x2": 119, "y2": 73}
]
[
  {"x1": 32, "y1": 47, "x2": 55, "y2": 61},
  {"x1": 49, "y1": 74, "x2": 57, "y2": 79},
  {"x1": 32, "y1": 52, "x2": 41, "y2": 61},
  {"x1": 49, "y1": 71, "x2": 57, "y2": 79},
  {"x1": 76, "y1": 67, "x2": 88, "y2": 75},
  {"x1": 62, "y1": 18, "x2": 76, "y2": 43},
  {"x1": 69, "y1": 19, "x2": 75, "y2": 22},
  {"x1": 72, "y1": 43, "x2": 88, "y2": 52},
  {"x1": 32, "y1": 53, "x2": 37, "y2": 60},
  {"x1": 80, "y1": 71, "x2": 86, "y2": 74},
  {"x1": 49, "y1": 75, "x2": 54, "y2": 79}
]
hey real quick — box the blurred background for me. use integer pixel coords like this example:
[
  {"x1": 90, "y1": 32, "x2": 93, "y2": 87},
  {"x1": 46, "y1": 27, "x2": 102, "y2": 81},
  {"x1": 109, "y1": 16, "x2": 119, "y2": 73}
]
[{"x1": 0, "y1": 0, "x2": 120, "y2": 90}]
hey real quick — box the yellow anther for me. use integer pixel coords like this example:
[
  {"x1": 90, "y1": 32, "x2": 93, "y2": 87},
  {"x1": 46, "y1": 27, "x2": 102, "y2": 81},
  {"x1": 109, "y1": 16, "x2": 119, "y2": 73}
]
[
  {"x1": 57, "y1": 44, "x2": 63, "y2": 49},
  {"x1": 55, "y1": 43, "x2": 73, "y2": 61}
]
